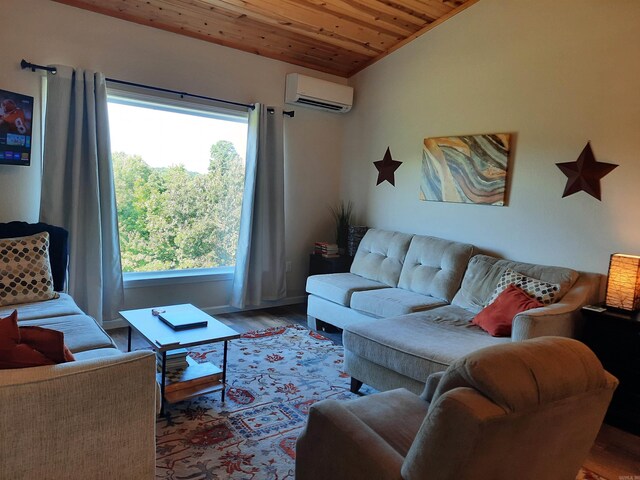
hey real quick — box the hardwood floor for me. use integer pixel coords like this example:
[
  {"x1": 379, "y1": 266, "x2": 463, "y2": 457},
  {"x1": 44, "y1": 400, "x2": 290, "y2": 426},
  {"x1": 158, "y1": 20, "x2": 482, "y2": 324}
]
[{"x1": 109, "y1": 303, "x2": 640, "y2": 479}]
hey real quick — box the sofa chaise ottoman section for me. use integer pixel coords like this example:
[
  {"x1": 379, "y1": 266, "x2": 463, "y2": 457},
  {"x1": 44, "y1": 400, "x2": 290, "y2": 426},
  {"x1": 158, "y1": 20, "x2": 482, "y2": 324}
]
[
  {"x1": 343, "y1": 305, "x2": 511, "y2": 395},
  {"x1": 350, "y1": 288, "x2": 447, "y2": 318},
  {"x1": 306, "y1": 273, "x2": 389, "y2": 306},
  {"x1": 0, "y1": 293, "x2": 84, "y2": 321},
  {"x1": 18, "y1": 314, "x2": 117, "y2": 353}
]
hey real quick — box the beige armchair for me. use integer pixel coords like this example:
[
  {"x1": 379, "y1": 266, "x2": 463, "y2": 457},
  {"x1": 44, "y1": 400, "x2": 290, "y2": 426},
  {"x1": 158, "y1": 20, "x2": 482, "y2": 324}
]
[{"x1": 296, "y1": 337, "x2": 618, "y2": 480}]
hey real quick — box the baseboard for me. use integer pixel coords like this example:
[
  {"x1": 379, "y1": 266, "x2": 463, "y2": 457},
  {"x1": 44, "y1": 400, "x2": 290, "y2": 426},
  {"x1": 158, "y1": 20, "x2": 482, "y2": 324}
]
[
  {"x1": 202, "y1": 295, "x2": 308, "y2": 316},
  {"x1": 103, "y1": 295, "x2": 308, "y2": 331}
]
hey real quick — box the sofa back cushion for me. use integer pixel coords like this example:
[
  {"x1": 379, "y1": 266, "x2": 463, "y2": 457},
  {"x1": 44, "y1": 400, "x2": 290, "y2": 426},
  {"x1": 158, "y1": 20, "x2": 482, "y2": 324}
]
[
  {"x1": 0, "y1": 222, "x2": 69, "y2": 292},
  {"x1": 452, "y1": 254, "x2": 579, "y2": 314},
  {"x1": 398, "y1": 235, "x2": 475, "y2": 302},
  {"x1": 0, "y1": 232, "x2": 59, "y2": 307},
  {"x1": 350, "y1": 229, "x2": 413, "y2": 287}
]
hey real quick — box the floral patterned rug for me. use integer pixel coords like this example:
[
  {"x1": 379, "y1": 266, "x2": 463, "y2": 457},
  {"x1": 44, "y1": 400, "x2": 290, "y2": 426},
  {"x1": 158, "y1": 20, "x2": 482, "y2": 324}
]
[{"x1": 155, "y1": 324, "x2": 607, "y2": 480}]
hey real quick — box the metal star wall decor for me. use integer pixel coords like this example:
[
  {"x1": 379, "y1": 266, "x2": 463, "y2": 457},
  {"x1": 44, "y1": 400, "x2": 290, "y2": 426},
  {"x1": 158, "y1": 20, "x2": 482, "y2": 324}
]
[
  {"x1": 555, "y1": 142, "x2": 617, "y2": 201},
  {"x1": 374, "y1": 147, "x2": 402, "y2": 186}
]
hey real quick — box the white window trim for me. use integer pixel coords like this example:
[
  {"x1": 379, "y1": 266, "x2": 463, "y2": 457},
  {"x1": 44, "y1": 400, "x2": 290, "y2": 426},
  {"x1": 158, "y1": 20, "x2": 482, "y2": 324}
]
[
  {"x1": 108, "y1": 85, "x2": 248, "y2": 285},
  {"x1": 123, "y1": 267, "x2": 234, "y2": 289}
]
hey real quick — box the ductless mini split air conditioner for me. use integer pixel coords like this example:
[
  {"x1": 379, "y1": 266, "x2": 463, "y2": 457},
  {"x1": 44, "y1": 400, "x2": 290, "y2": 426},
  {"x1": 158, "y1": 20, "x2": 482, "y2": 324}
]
[{"x1": 285, "y1": 73, "x2": 354, "y2": 113}]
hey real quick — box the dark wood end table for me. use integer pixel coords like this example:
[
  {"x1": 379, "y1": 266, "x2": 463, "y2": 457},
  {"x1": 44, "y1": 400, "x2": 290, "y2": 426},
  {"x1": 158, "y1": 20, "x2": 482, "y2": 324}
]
[{"x1": 581, "y1": 304, "x2": 640, "y2": 435}]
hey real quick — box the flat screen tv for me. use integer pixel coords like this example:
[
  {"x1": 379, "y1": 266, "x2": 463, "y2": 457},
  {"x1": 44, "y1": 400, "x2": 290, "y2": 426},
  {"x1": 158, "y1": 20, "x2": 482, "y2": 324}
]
[{"x1": 0, "y1": 88, "x2": 33, "y2": 166}]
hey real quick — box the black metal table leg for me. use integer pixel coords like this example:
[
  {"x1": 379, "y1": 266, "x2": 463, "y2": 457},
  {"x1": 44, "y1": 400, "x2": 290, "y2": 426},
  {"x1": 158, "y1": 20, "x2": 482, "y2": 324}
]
[
  {"x1": 127, "y1": 326, "x2": 132, "y2": 352},
  {"x1": 222, "y1": 340, "x2": 228, "y2": 402},
  {"x1": 160, "y1": 351, "x2": 167, "y2": 416}
]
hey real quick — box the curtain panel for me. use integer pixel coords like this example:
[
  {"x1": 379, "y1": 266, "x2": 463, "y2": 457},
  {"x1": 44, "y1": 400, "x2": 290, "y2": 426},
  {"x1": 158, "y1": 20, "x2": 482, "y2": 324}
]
[
  {"x1": 40, "y1": 65, "x2": 123, "y2": 323},
  {"x1": 231, "y1": 104, "x2": 287, "y2": 309}
]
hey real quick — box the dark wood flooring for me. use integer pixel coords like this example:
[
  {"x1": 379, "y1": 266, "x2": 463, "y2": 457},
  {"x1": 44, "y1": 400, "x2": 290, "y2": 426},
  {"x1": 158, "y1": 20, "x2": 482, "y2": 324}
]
[{"x1": 109, "y1": 303, "x2": 640, "y2": 479}]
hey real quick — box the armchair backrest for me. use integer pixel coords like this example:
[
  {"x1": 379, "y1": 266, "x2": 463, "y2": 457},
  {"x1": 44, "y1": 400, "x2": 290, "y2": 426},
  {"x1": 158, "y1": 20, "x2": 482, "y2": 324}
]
[
  {"x1": 0, "y1": 221, "x2": 69, "y2": 292},
  {"x1": 402, "y1": 337, "x2": 618, "y2": 480}
]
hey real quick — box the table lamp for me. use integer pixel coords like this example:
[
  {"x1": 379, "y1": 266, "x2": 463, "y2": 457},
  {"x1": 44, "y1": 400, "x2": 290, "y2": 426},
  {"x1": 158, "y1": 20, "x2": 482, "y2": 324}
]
[{"x1": 605, "y1": 253, "x2": 640, "y2": 311}]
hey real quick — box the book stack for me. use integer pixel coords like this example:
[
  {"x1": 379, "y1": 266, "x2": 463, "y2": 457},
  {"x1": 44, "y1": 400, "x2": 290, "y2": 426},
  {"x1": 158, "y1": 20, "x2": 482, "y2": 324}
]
[
  {"x1": 161, "y1": 360, "x2": 223, "y2": 398},
  {"x1": 314, "y1": 242, "x2": 340, "y2": 258},
  {"x1": 157, "y1": 348, "x2": 189, "y2": 371}
]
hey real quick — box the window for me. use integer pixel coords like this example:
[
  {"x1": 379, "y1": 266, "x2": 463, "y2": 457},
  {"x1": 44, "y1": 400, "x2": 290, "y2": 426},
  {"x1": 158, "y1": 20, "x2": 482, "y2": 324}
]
[{"x1": 107, "y1": 89, "x2": 248, "y2": 277}]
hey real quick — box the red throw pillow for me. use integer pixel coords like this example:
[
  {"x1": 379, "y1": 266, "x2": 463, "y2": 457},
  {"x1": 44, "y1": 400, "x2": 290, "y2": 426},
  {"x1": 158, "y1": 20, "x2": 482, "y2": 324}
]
[
  {"x1": 20, "y1": 326, "x2": 76, "y2": 363},
  {"x1": 473, "y1": 284, "x2": 544, "y2": 337},
  {"x1": 0, "y1": 310, "x2": 75, "y2": 369}
]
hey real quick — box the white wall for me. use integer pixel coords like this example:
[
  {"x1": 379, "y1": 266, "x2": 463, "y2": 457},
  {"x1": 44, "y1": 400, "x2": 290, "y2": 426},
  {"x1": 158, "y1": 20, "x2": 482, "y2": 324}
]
[
  {"x1": 343, "y1": 0, "x2": 640, "y2": 275},
  {"x1": 0, "y1": 0, "x2": 347, "y2": 314}
]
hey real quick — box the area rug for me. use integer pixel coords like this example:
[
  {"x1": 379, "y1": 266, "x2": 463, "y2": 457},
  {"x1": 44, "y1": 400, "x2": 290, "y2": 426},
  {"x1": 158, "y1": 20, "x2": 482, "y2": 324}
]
[{"x1": 155, "y1": 324, "x2": 607, "y2": 480}]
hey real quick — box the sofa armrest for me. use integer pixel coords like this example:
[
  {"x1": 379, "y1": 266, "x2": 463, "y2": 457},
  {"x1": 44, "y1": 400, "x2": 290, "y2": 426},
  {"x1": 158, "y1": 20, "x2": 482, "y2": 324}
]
[
  {"x1": 0, "y1": 350, "x2": 157, "y2": 480},
  {"x1": 420, "y1": 370, "x2": 446, "y2": 403},
  {"x1": 296, "y1": 399, "x2": 403, "y2": 480},
  {"x1": 511, "y1": 273, "x2": 599, "y2": 341}
]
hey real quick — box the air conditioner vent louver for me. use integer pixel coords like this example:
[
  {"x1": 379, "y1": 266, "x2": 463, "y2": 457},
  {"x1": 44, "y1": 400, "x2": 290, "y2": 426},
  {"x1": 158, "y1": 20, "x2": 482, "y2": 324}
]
[
  {"x1": 295, "y1": 97, "x2": 344, "y2": 111},
  {"x1": 285, "y1": 73, "x2": 353, "y2": 113}
]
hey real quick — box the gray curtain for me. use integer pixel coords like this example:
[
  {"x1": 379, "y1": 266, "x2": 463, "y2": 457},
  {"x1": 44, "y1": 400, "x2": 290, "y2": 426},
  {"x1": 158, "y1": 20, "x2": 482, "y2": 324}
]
[
  {"x1": 40, "y1": 65, "x2": 123, "y2": 324},
  {"x1": 231, "y1": 104, "x2": 286, "y2": 308}
]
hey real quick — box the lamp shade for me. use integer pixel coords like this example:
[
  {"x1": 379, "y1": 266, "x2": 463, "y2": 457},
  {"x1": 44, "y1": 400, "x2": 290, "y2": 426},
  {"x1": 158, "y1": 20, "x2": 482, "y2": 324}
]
[{"x1": 605, "y1": 253, "x2": 640, "y2": 311}]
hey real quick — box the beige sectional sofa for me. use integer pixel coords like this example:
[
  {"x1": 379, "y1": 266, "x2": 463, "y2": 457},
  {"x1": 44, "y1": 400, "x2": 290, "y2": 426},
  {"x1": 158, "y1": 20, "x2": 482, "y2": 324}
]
[
  {"x1": 306, "y1": 228, "x2": 600, "y2": 394},
  {"x1": 0, "y1": 223, "x2": 157, "y2": 479}
]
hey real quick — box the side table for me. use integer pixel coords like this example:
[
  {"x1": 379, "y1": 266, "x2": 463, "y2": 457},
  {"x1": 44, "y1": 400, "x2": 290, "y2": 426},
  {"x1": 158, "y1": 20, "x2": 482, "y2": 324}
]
[
  {"x1": 581, "y1": 305, "x2": 640, "y2": 435},
  {"x1": 309, "y1": 253, "x2": 353, "y2": 276}
]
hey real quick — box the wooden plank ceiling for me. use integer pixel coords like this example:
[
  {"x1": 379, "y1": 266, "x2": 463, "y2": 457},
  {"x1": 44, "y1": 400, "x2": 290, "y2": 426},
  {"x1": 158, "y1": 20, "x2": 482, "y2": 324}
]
[{"x1": 53, "y1": 0, "x2": 478, "y2": 78}]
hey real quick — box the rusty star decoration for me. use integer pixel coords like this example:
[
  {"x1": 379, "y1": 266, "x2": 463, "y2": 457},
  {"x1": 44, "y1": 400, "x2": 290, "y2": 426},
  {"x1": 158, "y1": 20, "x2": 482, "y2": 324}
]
[
  {"x1": 374, "y1": 147, "x2": 402, "y2": 186},
  {"x1": 555, "y1": 142, "x2": 617, "y2": 201}
]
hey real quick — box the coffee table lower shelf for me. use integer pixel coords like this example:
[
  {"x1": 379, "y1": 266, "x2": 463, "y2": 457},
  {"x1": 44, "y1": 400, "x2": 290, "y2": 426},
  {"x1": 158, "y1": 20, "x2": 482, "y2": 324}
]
[{"x1": 159, "y1": 357, "x2": 224, "y2": 405}]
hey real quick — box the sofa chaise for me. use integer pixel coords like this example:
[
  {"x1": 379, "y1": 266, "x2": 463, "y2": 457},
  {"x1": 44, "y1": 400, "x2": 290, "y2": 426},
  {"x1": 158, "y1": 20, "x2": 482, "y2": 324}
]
[
  {"x1": 306, "y1": 228, "x2": 600, "y2": 394},
  {"x1": 0, "y1": 222, "x2": 157, "y2": 480}
]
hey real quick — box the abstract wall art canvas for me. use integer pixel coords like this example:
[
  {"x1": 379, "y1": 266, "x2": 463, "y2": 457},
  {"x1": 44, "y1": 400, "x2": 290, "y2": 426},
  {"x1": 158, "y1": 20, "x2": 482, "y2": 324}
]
[{"x1": 420, "y1": 133, "x2": 511, "y2": 206}]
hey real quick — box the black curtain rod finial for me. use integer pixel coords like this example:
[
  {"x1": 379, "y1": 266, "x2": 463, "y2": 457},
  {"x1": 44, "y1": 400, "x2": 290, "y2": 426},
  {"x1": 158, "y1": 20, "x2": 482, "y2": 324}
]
[{"x1": 21, "y1": 59, "x2": 56, "y2": 74}]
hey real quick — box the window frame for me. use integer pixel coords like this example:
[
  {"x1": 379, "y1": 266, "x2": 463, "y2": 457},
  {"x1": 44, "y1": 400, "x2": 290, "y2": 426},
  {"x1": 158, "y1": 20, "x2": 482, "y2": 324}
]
[{"x1": 106, "y1": 83, "x2": 249, "y2": 286}]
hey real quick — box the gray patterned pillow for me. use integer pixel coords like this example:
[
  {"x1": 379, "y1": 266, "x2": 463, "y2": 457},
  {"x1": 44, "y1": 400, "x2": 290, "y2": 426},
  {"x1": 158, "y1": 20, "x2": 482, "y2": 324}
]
[
  {"x1": 0, "y1": 232, "x2": 59, "y2": 307},
  {"x1": 487, "y1": 268, "x2": 560, "y2": 306}
]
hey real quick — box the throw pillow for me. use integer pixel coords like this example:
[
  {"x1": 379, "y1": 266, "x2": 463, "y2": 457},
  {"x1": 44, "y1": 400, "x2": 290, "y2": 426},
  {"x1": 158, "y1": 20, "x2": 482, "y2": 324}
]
[
  {"x1": 0, "y1": 232, "x2": 59, "y2": 307},
  {"x1": 0, "y1": 310, "x2": 75, "y2": 369},
  {"x1": 486, "y1": 268, "x2": 560, "y2": 306},
  {"x1": 473, "y1": 284, "x2": 544, "y2": 337}
]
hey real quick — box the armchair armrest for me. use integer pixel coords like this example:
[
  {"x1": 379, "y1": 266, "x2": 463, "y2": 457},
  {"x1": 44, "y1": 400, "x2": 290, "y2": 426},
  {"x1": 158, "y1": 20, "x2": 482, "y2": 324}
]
[
  {"x1": 420, "y1": 370, "x2": 446, "y2": 403},
  {"x1": 511, "y1": 273, "x2": 600, "y2": 341},
  {"x1": 0, "y1": 350, "x2": 157, "y2": 480},
  {"x1": 296, "y1": 399, "x2": 404, "y2": 480}
]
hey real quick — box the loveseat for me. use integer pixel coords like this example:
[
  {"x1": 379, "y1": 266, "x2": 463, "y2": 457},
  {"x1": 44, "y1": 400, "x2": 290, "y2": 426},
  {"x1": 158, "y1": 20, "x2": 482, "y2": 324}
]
[
  {"x1": 0, "y1": 222, "x2": 157, "y2": 479},
  {"x1": 306, "y1": 228, "x2": 600, "y2": 394}
]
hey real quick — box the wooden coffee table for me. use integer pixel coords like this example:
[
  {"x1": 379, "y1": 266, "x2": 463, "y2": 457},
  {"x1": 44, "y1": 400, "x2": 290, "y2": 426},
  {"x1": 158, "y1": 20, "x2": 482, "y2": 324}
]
[{"x1": 119, "y1": 303, "x2": 240, "y2": 415}]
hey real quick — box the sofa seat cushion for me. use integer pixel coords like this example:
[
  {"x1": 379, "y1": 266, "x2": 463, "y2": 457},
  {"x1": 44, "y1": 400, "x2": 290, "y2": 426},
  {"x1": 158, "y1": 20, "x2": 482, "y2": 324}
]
[
  {"x1": 73, "y1": 347, "x2": 122, "y2": 361},
  {"x1": 350, "y1": 229, "x2": 414, "y2": 287},
  {"x1": 350, "y1": 288, "x2": 447, "y2": 318},
  {"x1": 0, "y1": 293, "x2": 83, "y2": 321},
  {"x1": 306, "y1": 273, "x2": 388, "y2": 306},
  {"x1": 398, "y1": 235, "x2": 474, "y2": 302},
  {"x1": 18, "y1": 315, "x2": 115, "y2": 353},
  {"x1": 343, "y1": 388, "x2": 428, "y2": 457},
  {"x1": 343, "y1": 305, "x2": 511, "y2": 383}
]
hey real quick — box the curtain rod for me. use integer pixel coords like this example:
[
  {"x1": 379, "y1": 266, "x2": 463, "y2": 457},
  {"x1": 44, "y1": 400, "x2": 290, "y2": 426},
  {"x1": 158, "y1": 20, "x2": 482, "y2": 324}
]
[{"x1": 21, "y1": 59, "x2": 260, "y2": 112}]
